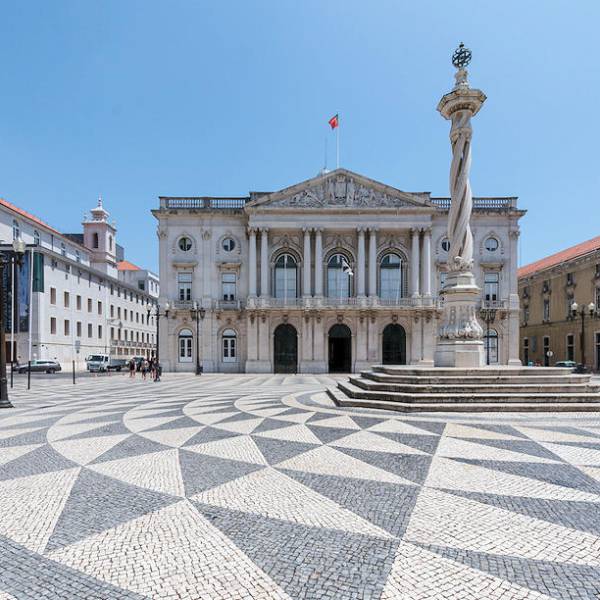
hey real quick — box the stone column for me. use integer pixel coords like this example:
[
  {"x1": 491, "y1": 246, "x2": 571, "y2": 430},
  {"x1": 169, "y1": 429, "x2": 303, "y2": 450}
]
[
  {"x1": 357, "y1": 228, "x2": 366, "y2": 297},
  {"x1": 260, "y1": 228, "x2": 269, "y2": 298},
  {"x1": 421, "y1": 227, "x2": 432, "y2": 297},
  {"x1": 434, "y1": 43, "x2": 486, "y2": 368},
  {"x1": 507, "y1": 229, "x2": 522, "y2": 365},
  {"x1": 314, "y1": 228, "x2": 323, "y2": 297},
  {"x1": 368, "y1": 228, "x2": 377, "y2": 298},
  {"x1": 410, "y1": 228, "x2": 420, "y2": 297},
  {"x1": 248, "y1": 228, "x2": 257, "y2": 297},
  {"x1": 303, "y1": 228, "x2": 312, "y2": 298}
]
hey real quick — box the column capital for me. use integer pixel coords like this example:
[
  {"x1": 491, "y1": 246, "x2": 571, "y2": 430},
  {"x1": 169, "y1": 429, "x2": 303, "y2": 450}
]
[
  {"x1": 247, "y1": 227, "x2": 257, "y2": 236},
  {"x1": 313, "y1": 227, "x2": 324, "y2": 234},
  {"x1": 420, "y1": 226, "x2": 432, "y2": 235},
  {"x1": 260, "y1": 227, "x2": 269, "y2": 234},
  {"x1": 410, "y1": 227, "x2": 420, "y2": 236},
  {"x1": 302, "y1": 227, "x2": 312, "y2": 234},
  {"x1": 357, "y1": 226, "x2": 367, "y2": 234},
  {"x1": 368, "y1": 227, "x2": 379, "y2": 233}
]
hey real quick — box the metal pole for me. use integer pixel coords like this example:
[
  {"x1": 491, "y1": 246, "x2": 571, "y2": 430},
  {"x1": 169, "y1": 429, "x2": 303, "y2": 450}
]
[
  {"x1": 27, "y1": 360, "x2": 31, "y2": 391},
  {"x1": 155, "y1": 311, "x2": 160, "y2": 382},
  {"x1": 486, "y1": 313, "x2": 490, "y2": 366},
  {"x1": 581, "y1": 310, "x2": 586, "y2": 368},
  {"x1": 0, "y1": 259, "x2": 12, "y2": 407},
  {"x1": 195, "y1": 310, "x2": 200, "y2": 375},
  {"x1": 72, "y1": 360, "x2": 75, "y2": 384},
  {"x1": 10, "y1": 362, "x2": 13, "y2": 388}
]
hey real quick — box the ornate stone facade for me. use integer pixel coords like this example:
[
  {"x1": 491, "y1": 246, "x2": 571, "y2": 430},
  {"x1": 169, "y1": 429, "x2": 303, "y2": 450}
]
[{"x1": 152, "y1": 169, "x2": 524, "y2": 373}]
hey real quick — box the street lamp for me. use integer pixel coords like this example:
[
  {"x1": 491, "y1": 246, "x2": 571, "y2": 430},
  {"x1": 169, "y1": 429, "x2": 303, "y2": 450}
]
[
  {"x1": 570, "y1": 301, "x2": 597, "y2": 370},
  {"x1": 480, "y1": 303, "x2": 498, "y2": 366},
  {"x1": 147, "y1": 301, "x2": 170, "y2": 382},
  {"x1": 192, "y1": 302, "x2": 206, "y2": 375},
  {"x1": 0, "y1": 237, "x2": 26, "y2": 407}
]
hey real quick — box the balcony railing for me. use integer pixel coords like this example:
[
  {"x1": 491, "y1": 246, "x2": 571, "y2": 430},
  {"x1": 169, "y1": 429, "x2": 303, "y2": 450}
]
[
  {"x1": 479, "y1": 300, "x2": 508, "y2": 310},
  {"x1": 215, "y1": 299, "x2": 244, "y2": 310},
  {"x1": 432, "y1": 197, "x2": 517, "y2": 211},
  {"x1": 160, "y1": 197, "x2": 247, "y2": 210}
]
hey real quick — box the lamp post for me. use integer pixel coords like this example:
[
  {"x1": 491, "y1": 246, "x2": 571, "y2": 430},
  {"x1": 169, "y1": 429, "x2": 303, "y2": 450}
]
[
  {"x1": 0, "y1": 238, "x2": 26, "y2": 407},
  {"x1": 570, "y1": 301, "x2": 596, "y2": 370},
  {"x1": 192, "y1": 302, "x2": 206, "y2": 375},
  {"x1": 147, "y1": 302, "x2": 169, "y2": 382},
  {"x1": 479, "y1": 303, "x2": 498, "y2": 366}
]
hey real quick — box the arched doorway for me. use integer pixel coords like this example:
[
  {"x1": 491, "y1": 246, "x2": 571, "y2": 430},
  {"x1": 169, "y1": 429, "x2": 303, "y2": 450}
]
[
  {"x1": 382, "y1": 324, "x2": 406, "y2": 365},
  {"x1": 274, "y1": 324, "x2": 298, "y2": 373},
  {"x1": 328, "y1": 324, "x2": 352, "y2": 373}
]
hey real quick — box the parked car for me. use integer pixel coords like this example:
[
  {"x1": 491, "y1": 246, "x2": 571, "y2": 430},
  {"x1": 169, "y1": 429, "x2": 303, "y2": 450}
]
[
  {"x1": 17, "y1": 360, "x2": 62, "y2": 374},
  {"x1": 555, "y1": 360, "x2": 577, "y2": 369},
  {"x1": 86, "y1": 354, "x2": 127, "y2": 372}
]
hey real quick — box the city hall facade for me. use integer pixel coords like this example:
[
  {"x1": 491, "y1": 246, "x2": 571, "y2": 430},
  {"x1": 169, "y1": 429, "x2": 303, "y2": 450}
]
[{"x1": 154, "y1": 169, "x2": 523, "y2": 373}]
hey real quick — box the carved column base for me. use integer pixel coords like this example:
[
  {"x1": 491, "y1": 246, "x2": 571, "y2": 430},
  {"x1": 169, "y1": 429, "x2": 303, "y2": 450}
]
[{"x1": 434, "y1": 270, "x2": 484, "y2": 368}]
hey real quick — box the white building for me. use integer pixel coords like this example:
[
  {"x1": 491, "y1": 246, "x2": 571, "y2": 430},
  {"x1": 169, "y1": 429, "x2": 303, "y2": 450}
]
[
  {"x1": 154, "y1": 169, "x2": 524, "y2": 373},
  {"x1": 0, "y1": 197, "x2": 158, "y2": 368}
]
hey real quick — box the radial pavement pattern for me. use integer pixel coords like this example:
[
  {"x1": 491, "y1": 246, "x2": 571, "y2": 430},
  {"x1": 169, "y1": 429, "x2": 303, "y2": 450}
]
[{"x1": 0, "y1": 373, "x2": 600, "y2": 599}]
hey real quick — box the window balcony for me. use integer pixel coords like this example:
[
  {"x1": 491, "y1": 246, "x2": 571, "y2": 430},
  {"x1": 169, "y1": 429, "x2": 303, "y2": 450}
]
[
  {"x1": 479, "y1": 299, "x2": 508, "y2": 310},
  {"x1": 215, "y1": 299, "x2": 244, "y2": 310}
]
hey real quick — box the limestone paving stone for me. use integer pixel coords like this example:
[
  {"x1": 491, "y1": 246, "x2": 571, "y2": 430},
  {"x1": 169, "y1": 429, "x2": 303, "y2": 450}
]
[{"x1": 1, "y1": 373, "x2": 600, "y2": 599}]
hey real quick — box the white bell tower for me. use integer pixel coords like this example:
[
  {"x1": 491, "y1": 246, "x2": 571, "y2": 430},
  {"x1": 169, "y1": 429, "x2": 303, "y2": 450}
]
[{"x1": 82, "y1": 196, "x2": 118, "y2": 278}]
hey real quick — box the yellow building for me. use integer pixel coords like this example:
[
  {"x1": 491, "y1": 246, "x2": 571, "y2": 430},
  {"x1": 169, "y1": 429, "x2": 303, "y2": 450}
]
[{"x1": 518, "y1": 236, "x2": 600, "y2": 369}]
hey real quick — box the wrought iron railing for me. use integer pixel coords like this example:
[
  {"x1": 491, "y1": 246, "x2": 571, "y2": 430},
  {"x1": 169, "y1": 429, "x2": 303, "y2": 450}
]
[{"x1": 161, "y1": 197, "x2": 247, "y2": 210}]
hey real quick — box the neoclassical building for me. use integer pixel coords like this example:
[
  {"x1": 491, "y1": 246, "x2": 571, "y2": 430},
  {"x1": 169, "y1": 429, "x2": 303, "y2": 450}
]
[{"x1": 153, "y1": 169, "x2": 523, "y2": 373}]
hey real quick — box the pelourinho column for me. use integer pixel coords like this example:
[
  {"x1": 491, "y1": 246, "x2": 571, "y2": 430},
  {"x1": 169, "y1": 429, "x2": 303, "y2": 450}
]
[{"x1": 434, "y1": 43, "x2": 486, "y2": 368}]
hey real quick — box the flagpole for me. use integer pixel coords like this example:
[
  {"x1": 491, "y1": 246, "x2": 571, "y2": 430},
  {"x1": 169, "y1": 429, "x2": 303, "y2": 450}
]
[{"x1": 336, "y1": 118, "x2": 340, "y2": 169}]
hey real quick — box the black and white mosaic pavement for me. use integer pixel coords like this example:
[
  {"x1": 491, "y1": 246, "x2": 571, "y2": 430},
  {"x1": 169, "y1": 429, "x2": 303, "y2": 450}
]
[{"x1": 1, "y1": 373, "x2": 600, "y2": 599}]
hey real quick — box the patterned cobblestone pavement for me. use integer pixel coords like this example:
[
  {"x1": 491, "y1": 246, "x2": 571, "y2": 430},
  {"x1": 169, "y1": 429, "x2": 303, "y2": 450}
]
[{"x1": 1, "y1": 373, "x2": 600, "y2": 599}]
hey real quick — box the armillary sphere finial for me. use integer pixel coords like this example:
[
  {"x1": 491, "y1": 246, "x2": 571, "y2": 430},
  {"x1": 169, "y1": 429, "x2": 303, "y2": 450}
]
[{"x1": 452, "y1": 42, "x2": 472, "y2": 69}]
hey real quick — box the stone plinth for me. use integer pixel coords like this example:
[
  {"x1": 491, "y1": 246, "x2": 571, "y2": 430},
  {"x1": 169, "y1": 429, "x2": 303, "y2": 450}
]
[{"x1": 434, "y1": 270, "x2": 484, "y2": 368}]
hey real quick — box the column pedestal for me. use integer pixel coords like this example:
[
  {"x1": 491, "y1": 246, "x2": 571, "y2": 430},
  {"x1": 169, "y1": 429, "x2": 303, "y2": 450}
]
[{"x1": 434, "y1": 270, "x2": 484, "y2": 368}]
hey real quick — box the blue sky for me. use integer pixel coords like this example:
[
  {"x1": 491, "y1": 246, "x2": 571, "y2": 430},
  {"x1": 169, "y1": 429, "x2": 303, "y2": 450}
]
[{"x1": 2, "y1": 1, "x2": 599, "y2": 273}]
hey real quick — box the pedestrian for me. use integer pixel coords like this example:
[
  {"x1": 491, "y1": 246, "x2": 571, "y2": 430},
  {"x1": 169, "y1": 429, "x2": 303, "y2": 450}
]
[
  {"x1": 129, "y1": 357, "x2": 136, "y2": 378},
  {"x1": 141, "y1": 358, "x2": 148, "y2": 381},
  {"x1": 148, "y1": 357, "x2": 155, "y2": 381}
]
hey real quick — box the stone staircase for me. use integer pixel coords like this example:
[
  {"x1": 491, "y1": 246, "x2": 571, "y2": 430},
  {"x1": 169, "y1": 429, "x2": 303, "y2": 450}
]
[{"x1": 328, "y1": 365, "x2": 600, "y2": 412}]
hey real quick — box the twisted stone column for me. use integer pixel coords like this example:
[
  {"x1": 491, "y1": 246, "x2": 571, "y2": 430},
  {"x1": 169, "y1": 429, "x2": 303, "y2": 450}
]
[{"x1": 434, "y1": 48, "x2": 487, "y2": 367}]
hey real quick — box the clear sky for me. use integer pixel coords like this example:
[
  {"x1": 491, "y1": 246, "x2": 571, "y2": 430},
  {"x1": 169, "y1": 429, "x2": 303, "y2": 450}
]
[{"x1": 2, "y1": 1, "x2": 599, "y2": 273}]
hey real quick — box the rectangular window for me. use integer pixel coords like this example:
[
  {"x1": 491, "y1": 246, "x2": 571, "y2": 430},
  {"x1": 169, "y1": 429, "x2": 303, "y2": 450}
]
[
  {"x1": 76, "y1": 321, "x2": 82, "y2": 337},
  {"x1": 566, "y1": 334, "x2": 575, "y2": 362},
  {"x1": 178, "y1": 272, "x2": 193, "y2": 301},
  {"x1": 50, "y1": 317, "x2": 56, "y2": 334},
  {"x1": 596, "y1": 288, "x2": 600, "y2": 309},
  {"x1": 596, "y1": 332, "x2": 600, "y2": 371},
  {"x1": 111, "y1": 327, "x2": 115, "y2": 340},
  {"x1": 98, "y1": 325, "x2": 103, "y2": 339},
  {"x1": 543, "y1": 299, "x2": 550, "y2": 322},
  {"x1": 76, "y1": 295, "x2": 82, "y2": 310},
  {"x1": 223, "y1": 337, "x2": 237, "y2": 361},
  {"x1": 124, "y1": 309, "x2": 128, "y2": 321},
  {"x1": 88, "y1": 323, "x2": 92, "y2": 338},
  {"x1": 484, "y1": 272, "x2": 499, "y2": 303},
  {"x1": 64, "y1": 319, "x2": 70, "y2": 336},
  {"x1": 110, "y1": 305, "x2": 114, "y2": 318},
  {"x1": 33, "y1": 252, "x2": 44, "y2": 292},
  {"x1": 138, "y1": 281, "x2": 145, "y2": 291},
  {"x1": 117, "y1": 307, "x2": 121, "y2": 319},
  {"x1": 543, "y1": 336, "x2": 550, "y2": 367},
  {"x1": 64, "y1": 291, "x2": 70, "y2": 308},
  {"x1": 98, "y1": 301, "x2": 102, "y2": 315},
  {"x1": 523, "y1": 338, "x2": 529, "y2": 366},
  {"x1": 87, "y1": 298, "x2": 92, "y2": 312},
  {"x1": 50, "y1": 287, "x2": 56, "y2": 305},
  {"x1": 222, "y1": 273, "x2": 236, "y2": 301}
]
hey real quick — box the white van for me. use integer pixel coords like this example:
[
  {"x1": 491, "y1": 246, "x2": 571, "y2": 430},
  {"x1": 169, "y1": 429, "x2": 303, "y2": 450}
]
[{"x1": 86, "y1": 354, "x2": 127, "y2": 372}]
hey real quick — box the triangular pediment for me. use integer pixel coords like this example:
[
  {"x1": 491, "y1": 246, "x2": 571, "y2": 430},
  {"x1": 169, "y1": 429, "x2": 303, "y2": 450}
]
[{"x1": 245, "y1": 169, "x2": 433, "y2": 211}]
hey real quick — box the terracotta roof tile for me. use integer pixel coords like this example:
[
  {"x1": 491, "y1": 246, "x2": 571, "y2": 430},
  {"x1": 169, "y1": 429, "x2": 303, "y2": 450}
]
[
  {"x1": 518, "y1": 235, "x2": 600, "y2": 279},
  {"x1": 118, "y1": 260, "x2": 141, "y2": 271},
  {"x1": 0, "y1": 197, "x2": 61, "y2": 236}
]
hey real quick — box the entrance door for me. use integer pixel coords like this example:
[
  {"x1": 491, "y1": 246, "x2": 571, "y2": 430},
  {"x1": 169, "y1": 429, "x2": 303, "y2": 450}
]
[
  {"x1": 382, "y1": 324, "x2": 406, "y2": 364},
  {"x1": 328, "y1": 324, "x2": 352, "y2": 373},
  {"x1": 274, "y1": 324, "x2": 298, "y2": 374}
]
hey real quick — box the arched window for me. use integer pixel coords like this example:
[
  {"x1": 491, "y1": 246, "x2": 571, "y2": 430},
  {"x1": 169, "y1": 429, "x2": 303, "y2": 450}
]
[
  {"x1": 12, "y1": 220, "x2": 19, "y2": 240},
  {"x1": 222, "y1": 328, "x2": 237, "y2": 362},
  {"x1": 379, "y1": 253, "x2": 406, "y2": 300},
  {"x1": 92, "y1": 232, "x2": 99, "y2": 249},
  {"x1": 178, "y1": 328, "x2": 193, "y2": 363},
  {"x1": 327, "y1": 253, "x2": 352, "y2": 299},
  {"x1": 484, "y1": 329, "x2": 499, "y2": 364},
  {"x1": 33, "y1": 230, "x2": 40, "y2": 245},
  {"x1": 274, "y1": 253, "x2": 297, "y2": 299}
]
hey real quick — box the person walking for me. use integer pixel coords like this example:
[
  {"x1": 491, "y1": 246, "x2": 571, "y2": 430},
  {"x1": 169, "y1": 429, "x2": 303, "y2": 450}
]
[
  {"x1": 129, "y1": 357, "x2": 136, "y2": 379},
  {"x1": 141, "y1": 358, "x2": 148, "y2": 381}
]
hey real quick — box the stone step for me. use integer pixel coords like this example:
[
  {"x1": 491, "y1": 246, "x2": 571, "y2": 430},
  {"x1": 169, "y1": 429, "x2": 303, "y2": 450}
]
[
  {"x1": 349, "y1": 376, "x2": 600, "y2": 395},
  {"x1": 360, "y1": 371, "x2": 593, "y2": 386},
  {"x1": 337, "y1": 380, "x2": 600, "y2": 405},
  {"x1": 372, "y1": 365, "x2": 574, "y2": 377},
  {"x1": 327, "y1": 386, "x2": 600, "y2": 413}
]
